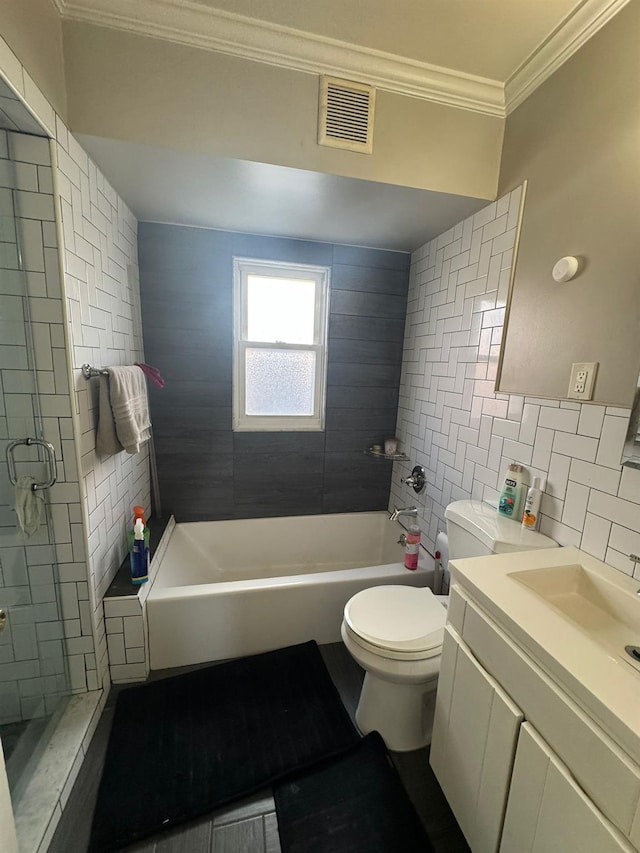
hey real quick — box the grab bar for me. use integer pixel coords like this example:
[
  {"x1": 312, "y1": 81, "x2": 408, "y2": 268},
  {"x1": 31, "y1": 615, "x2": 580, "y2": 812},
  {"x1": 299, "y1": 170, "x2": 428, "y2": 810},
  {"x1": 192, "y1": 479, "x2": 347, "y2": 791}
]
[{"x1": 6, "y1": 437, "x2": 58, "y2": 491}]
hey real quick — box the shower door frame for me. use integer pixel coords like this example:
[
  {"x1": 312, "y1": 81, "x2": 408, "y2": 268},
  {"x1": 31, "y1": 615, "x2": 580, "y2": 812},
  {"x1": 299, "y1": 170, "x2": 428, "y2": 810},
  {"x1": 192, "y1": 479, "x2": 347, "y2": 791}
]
[
  {"x1": 0, "y1": 71, "x2": 81, "y2": 850},
  {"x1": 0, "y1": 128, "x2": 74, "y2": 799}
]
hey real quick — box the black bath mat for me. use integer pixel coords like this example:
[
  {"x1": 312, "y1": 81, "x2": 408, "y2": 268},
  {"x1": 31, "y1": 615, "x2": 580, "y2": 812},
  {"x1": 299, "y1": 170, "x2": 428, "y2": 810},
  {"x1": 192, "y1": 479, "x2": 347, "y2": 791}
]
[
  {"x1": 88, "y1": 641, "x2": 360, "y2": 852},
  {"x1": 274, "y1": 731, "x2": 435, "y2": 853}
]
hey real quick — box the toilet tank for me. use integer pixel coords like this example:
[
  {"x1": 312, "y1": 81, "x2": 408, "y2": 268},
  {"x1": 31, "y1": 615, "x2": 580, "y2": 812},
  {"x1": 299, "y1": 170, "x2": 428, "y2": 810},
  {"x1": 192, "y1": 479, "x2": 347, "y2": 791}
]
[{"x1": 445, "y1": 500, "x2": 558, "y2": 559}]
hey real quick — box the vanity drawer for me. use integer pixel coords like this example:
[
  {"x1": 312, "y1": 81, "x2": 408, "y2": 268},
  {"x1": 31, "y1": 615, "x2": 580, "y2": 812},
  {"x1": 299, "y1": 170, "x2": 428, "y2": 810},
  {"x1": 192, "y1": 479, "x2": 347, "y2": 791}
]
[{"x1": 458, "y1": 588, "x2": 640, "y2": 839}]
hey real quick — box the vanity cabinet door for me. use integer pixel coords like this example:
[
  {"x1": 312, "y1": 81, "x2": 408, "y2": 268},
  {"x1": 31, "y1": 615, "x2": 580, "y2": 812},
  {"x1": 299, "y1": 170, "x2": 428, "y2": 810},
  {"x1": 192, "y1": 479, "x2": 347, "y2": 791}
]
[
  {"x1": 501, "y1": 723, "x2": 636, "y2": 853},
  {"x1": 430, "y1": 626, "x2": 523, "y2": 853}
]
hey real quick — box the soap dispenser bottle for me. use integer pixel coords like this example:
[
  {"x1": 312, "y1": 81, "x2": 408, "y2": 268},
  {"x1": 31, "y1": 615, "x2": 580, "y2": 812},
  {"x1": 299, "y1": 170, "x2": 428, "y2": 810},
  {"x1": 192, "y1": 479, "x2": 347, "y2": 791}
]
[
  {"x1": 497, "y1": 463, "x2": 524, "y2": 519},
  {"x1": 404, "y1": 524, "x2": 421, "y2": 570}
]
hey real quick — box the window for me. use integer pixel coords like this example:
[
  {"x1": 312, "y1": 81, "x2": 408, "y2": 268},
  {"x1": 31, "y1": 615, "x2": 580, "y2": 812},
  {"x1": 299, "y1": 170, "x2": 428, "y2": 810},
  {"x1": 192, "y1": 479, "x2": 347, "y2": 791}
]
[{"x1": 233, "y1": 258, "x2": 330, "y2": 431}]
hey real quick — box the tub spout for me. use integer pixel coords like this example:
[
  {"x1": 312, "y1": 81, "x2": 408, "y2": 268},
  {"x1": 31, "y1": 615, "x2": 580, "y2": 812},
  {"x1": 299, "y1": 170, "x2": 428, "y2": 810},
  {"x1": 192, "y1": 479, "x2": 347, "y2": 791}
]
[{"x1": 389, "y1": 506, "x2": 418, "y2": 522}]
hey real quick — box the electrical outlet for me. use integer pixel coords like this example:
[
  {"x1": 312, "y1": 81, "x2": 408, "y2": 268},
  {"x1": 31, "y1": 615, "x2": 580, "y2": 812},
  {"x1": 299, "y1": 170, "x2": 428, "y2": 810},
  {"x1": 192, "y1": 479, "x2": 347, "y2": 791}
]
[{"x1": 568, "y1": 362, "x2": 598, "y2": 400}]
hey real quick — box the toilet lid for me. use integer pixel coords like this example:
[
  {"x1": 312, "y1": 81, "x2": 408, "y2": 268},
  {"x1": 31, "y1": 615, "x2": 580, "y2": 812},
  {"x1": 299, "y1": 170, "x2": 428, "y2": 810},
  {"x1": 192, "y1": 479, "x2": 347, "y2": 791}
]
[{"x1": 344, "y1": 586, "x2": 446, "y2": 654}]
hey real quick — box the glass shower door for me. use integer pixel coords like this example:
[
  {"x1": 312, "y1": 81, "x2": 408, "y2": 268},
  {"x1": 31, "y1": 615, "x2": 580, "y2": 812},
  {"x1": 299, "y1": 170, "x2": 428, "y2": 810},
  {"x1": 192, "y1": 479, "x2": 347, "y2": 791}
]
[{"x1": 0, "y1": 157, "x2": 71, "y2": 809}]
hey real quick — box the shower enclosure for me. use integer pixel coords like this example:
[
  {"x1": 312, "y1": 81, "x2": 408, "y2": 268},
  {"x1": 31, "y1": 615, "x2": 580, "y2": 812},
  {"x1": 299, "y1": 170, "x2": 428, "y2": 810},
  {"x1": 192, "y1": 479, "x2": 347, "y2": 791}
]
[{"x1": 0, "y1": 86, "x2": 72, "y2": 837}]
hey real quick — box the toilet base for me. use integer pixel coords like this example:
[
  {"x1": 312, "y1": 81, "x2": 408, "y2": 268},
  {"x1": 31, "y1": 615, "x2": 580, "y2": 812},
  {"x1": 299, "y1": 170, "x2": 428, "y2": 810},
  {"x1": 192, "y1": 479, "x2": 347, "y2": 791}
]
[{"x1": 355, "y1": 670, "x2": 438, "y2": 752}]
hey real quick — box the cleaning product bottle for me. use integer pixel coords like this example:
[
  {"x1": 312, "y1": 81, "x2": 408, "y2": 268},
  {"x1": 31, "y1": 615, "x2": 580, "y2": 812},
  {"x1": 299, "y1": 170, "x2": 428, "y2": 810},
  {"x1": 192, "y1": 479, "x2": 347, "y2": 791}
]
[
  {"x1": 522, "y1": 477, "x2": 543, "y2": 530},
  {"x1": 497, "y1": 463, "x2": 524, "y2": 519},
  {"x1": 404, "y1": 524, "x2": 421, "y2": 570},
  {"x1": 130, "y1": 517, "x2": 149, "y2": 584}
]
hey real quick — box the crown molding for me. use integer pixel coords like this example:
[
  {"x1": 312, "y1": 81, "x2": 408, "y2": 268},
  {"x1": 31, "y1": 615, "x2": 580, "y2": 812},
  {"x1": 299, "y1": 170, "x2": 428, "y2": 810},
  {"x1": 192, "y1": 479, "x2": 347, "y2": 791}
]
[
  {"x1": 58, "y1": 0, "x2": 631, "y2": 119},
  {"x1": 505, "y1": 0, "x2": 632, "y2": 113},
  {"x1": 58, "y1": 0, "x2": 505, "y2": 117}
]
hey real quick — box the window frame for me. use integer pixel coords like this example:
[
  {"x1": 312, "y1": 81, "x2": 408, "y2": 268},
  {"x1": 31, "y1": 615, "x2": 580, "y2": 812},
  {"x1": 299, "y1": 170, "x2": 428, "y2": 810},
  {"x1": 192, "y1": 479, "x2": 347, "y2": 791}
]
[{"x1": 232, "y1": 257, "x2": 330, "y2": 431}]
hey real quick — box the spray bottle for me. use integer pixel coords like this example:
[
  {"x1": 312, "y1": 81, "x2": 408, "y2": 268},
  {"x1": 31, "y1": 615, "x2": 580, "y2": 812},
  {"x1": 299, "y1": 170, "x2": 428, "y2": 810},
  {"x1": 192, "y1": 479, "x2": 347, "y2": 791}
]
[
  {"x1": 130, "y1": 518, "x2": 149, "y2": 584},
  {"x1": 404, "y1": 524, "x2": 421, "y2": 571},
  {"x1": 128, "y1": 507, "x2": 149, "y2": 584}
]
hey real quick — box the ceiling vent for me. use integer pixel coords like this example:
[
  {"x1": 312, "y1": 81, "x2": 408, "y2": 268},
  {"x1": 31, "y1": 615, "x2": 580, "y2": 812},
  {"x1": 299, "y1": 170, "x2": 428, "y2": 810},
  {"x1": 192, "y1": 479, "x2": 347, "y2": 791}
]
[{"x1": 318, "y1": 76, "x2": 376, "y2": 154}]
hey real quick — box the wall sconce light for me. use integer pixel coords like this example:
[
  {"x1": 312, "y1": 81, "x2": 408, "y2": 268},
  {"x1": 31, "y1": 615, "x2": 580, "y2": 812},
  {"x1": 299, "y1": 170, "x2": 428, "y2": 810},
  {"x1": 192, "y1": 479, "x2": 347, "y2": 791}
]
[{"x1": 552, "y1": 256, "x2": 579, "y2": 282}]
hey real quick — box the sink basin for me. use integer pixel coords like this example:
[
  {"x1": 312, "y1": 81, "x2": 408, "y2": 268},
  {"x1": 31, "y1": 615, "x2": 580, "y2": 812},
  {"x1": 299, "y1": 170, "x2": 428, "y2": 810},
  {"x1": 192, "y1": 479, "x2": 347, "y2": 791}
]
[{"x1": 509, "y1": 563, "x2": 640, "y2": 665}]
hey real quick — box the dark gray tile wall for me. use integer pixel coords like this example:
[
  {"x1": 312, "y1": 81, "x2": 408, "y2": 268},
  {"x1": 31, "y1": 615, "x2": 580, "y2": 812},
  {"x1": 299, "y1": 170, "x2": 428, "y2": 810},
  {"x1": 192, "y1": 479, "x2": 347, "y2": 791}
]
[{"x1": 138, "y1": 224, "x2": 409, "y2": 521}]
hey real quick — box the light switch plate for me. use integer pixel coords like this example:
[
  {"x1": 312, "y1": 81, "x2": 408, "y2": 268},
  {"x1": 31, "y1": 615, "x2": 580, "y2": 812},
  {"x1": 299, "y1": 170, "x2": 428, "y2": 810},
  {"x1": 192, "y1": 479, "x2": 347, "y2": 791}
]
[{"x1": 567, "y1": 362, "x2": 598, "y2": 400}]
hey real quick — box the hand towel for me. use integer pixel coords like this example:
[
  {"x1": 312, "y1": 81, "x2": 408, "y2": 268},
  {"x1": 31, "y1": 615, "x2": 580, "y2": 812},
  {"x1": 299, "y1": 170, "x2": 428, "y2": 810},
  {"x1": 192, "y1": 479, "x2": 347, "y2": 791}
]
[
  {"x1": 15, "y1": 476, "x2": 45, "y2": 537},
  {"x1": 107, "y1": 365, "x2": 152, "y2": 454},
  {"x1": 135, "y1": 362, "x2": 166, "y2": 389},
  {"x1": 96, "y1": 375, "x2": 125, "y2": 456}
]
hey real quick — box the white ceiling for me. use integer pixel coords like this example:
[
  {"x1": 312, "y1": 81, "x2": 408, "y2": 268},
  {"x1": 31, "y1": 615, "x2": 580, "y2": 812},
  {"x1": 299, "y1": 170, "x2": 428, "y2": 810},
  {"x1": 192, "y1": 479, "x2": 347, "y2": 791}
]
[
  {"x1": 192, "y1": 0, "x2": 582, "y2": 81},
  {"x1": 70, "y1": 0, "x2": 616, "y2": 253},
  {"x1": 77, "y1": 135, "x2": 486, "y2": 252}
]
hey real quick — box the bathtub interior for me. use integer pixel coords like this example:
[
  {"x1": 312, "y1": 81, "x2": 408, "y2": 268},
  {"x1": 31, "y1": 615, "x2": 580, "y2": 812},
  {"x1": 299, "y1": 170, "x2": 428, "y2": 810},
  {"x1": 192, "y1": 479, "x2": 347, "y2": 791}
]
[
  {"x1": 152, "y1": 511, "x2": 411, "y2": 588},
  {"x1": 145, "y1": 511, "x2": 432, "y2": 669}
]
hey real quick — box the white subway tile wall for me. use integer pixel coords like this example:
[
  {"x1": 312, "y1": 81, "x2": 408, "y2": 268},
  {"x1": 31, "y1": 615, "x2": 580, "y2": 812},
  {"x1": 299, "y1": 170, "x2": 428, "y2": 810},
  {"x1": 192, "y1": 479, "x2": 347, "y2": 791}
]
[
  {"x1": 103, "y1": 595, "x2": 148, "y2": 683},
  {"x1": 54, "y1": 124, "x2": 151, "y2": 693},
  {"x1": 391, "y1": 187, "x2": 640, "y2": 580}
]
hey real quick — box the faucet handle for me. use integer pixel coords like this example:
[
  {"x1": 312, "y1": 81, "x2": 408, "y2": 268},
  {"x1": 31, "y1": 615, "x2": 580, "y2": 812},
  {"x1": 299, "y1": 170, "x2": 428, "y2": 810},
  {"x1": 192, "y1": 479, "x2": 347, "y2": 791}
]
[{"x1": 401, "y1": 465, "x2": 426, "y2": 494}]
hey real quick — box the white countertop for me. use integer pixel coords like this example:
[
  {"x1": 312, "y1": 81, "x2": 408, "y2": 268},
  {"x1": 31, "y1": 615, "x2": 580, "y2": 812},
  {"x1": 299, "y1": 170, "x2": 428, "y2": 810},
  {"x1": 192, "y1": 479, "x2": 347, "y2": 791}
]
[{"x1": 449, "y1": 546, "x2": 640, "y2": 763}]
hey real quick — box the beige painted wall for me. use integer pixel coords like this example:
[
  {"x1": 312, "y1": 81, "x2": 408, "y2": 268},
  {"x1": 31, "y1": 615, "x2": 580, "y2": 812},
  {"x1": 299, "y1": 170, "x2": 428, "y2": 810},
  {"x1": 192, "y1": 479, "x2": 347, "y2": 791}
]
[
  {"x1": 498, "y1": 0, "x2": 640, "y2": 406},
  {"x1": 62, "y1": 21, "x2": 503, "y2": 200},
  {"x1": 0, "y1": 0, "x2": 66, "y2": 118}
]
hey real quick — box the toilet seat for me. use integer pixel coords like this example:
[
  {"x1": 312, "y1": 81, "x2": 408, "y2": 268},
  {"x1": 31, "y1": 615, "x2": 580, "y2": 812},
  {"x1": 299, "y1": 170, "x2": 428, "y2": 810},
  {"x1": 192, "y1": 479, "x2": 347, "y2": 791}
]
[{"x1": 344, "y1": 585, "x2": 446, "y2": 661}]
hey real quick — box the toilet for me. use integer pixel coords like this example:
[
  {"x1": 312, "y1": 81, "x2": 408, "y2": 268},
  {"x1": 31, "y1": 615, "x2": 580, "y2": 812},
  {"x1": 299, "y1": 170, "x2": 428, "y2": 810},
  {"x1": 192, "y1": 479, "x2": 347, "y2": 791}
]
[{"x1": 341, "y1": 499, "x2": 558, "y2": 751}]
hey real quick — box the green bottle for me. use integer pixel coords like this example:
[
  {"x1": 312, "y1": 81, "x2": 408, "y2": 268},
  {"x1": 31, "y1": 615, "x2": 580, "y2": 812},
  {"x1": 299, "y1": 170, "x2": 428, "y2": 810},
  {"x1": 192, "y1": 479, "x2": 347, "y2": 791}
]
[{"x1": 497, "y1": 463, "x2": 524, "y2": 519}]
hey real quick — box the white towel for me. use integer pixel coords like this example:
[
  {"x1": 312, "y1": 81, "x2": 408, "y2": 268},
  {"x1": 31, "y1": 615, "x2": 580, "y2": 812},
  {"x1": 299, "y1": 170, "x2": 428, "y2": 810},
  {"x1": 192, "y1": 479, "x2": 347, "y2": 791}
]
[
  {"x1": 96, "y1": 366, "x2": 151, "y2": 456},
  {"x1": 96, "y1": 375, "x2": 124, "y2": 456},
  {"x1": 15, "y1": 476, "x2": 45, "y2": 537}
]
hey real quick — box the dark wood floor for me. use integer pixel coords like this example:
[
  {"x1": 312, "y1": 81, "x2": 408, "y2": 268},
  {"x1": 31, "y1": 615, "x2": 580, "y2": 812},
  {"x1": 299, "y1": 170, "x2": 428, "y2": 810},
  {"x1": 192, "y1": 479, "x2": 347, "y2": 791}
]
[{"x1": 48, "y1": 643, "x2": 470, "y2": 853}]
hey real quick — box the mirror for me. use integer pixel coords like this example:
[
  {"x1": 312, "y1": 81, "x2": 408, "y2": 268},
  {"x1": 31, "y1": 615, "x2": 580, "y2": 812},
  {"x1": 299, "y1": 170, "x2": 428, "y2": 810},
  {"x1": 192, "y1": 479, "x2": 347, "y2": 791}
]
[{"x1": 621, "y1": 383, "x2": 640, "y2": 469}]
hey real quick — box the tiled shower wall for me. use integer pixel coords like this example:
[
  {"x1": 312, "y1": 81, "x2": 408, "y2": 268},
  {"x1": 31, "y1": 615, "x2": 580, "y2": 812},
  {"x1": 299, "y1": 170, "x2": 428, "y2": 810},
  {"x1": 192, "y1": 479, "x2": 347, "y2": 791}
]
[
  {"x1": 391, "y1": 186, "x2": 640, "y2": 580},
  {"x1": 0, "y1": 130, "x2": 82, "y2": 723},
  {"x1": 0, "y1": 38, "x2": 150, "y2": 699},
  {"x1": 55, "y1": 125, "x2": 150, "y2": 692}
]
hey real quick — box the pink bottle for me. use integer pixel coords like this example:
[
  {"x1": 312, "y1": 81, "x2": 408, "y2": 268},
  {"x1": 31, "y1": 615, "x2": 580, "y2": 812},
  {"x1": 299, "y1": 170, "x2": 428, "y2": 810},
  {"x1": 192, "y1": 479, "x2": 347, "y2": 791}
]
[{"x1": 404, "y1": 524, "x2": 421, "y2": 570}]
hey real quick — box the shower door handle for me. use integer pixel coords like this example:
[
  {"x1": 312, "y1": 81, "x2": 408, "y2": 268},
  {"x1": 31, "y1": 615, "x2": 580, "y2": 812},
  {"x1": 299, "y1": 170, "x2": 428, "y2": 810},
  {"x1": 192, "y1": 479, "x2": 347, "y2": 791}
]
[{"x1": 0, "y1": 610, "x2": 6, "y2": 634}]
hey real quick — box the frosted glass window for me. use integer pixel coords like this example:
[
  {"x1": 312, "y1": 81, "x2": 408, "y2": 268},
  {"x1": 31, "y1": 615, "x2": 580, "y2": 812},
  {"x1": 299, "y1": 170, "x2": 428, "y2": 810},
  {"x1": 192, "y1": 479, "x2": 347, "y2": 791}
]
[
  {"x1": 247, "y1": 276, "x2": 315, "y2": 344},
  {"x1": 245, "y1": 349, "x2": 316, "y2": 415},
  {"x1": 233, "y1": 257, "x2": 329, "y2": 431}
]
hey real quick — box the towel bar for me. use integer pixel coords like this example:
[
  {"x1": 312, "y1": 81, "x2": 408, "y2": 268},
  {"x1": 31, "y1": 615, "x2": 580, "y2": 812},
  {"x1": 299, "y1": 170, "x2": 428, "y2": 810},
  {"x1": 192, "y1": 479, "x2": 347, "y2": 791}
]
[
  {"x1": 6, "y1": 437, "x2": 58, "y2": 491},
  {"x1": 82, "y1": 363, "x2": 109, "y2": 379}
]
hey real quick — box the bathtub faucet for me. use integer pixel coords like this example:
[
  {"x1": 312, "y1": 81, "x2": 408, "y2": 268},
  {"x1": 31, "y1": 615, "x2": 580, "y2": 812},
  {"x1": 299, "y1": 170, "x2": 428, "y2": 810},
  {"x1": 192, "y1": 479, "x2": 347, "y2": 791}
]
[{"x1": 389, "y1": 505, "x2": 418, "y2": 522}]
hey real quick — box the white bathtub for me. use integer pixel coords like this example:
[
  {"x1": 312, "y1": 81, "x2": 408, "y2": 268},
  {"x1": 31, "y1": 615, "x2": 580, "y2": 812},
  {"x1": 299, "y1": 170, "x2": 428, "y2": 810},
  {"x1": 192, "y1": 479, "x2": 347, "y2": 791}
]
[{"x1": 146, "y1": 512, "x2": 432, "y2": 670}]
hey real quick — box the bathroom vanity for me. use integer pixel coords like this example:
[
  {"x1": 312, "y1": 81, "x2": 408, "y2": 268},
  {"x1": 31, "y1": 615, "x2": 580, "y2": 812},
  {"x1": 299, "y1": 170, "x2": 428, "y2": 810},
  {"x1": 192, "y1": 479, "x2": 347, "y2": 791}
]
[{"x1": 430, "y1": 547, "x2": 640, "y2": 853}]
